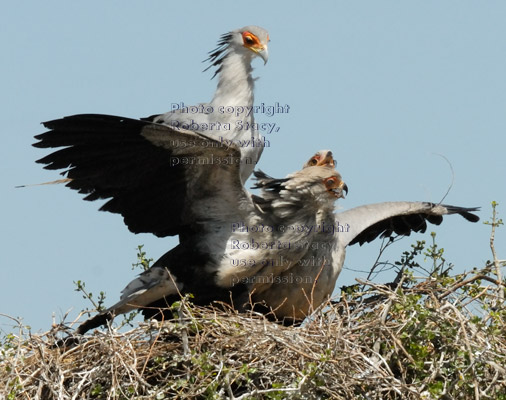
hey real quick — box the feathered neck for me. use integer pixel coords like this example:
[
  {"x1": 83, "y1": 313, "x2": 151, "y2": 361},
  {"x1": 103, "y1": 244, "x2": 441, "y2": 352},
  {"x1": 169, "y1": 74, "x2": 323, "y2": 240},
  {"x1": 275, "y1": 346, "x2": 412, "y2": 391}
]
[{"x1": 205, "y1": 34, "x2": 256, "y2": 108}]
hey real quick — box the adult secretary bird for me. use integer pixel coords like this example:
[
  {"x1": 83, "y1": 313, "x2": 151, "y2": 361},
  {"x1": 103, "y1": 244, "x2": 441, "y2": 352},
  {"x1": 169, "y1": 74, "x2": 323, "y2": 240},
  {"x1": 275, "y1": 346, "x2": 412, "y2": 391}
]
[
  {"x1": 75, "y1": 150, "x2": 347, "y2": 335},
  {"x1": 151, "y1": 25, "x2": 269, "y2": 182},
  {"x1": 35, "y1": 25, "x2": 269, "y2": 191}
]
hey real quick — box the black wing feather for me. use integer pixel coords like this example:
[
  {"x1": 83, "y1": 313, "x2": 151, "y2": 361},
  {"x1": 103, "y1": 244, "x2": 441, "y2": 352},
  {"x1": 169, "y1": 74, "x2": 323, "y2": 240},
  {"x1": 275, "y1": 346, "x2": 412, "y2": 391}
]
[
  {"x1": 34, "y1": 114, "x2": 241, "y2": 237},
  {"x1": 350, "y1": 204, "x2": 479, "y2": 246}
]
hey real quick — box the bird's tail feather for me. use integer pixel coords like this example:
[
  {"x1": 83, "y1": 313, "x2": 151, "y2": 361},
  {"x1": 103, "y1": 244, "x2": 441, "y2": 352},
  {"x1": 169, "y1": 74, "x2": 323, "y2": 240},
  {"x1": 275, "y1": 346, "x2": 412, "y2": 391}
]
[{"x1": 76, "y1": 311, "x2": 114, "y2": 335}]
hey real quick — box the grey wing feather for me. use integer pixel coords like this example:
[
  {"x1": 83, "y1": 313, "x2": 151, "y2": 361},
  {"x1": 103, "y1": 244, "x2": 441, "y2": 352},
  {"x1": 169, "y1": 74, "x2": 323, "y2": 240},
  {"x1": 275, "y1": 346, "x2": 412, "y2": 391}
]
[{"x1": 335, "y1": 202, "x2": 480, "y2": 247}]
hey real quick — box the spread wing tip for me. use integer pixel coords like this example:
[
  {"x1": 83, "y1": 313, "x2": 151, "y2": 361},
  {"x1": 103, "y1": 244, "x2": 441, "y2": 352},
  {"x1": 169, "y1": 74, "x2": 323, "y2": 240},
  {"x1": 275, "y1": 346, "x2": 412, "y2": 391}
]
[{"x1": 444, "y1": 205, "x2": 480, "y2": 223}]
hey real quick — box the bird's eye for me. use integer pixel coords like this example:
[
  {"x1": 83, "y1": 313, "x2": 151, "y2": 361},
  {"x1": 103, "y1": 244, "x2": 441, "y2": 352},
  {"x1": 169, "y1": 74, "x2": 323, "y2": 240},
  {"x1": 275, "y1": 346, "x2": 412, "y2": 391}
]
[
  {"x1": 309, "y1": 158, "x2": 318, "y2": 166},
  {"x1": 325, "y1": 178, "x2": 336, "y2": 187},
  {"x1": 242, "y1": 32, "x2": 258, "y2": 46}
]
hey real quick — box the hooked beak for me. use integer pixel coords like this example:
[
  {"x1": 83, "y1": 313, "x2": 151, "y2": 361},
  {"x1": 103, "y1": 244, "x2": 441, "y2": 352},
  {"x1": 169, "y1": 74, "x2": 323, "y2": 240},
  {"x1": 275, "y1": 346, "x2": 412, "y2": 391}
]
[
  {"x1": 318, "y1": 151, "x2": 334, "y2": 168},
  {"x1": 342, "y1": 183, "x2": 349, "y2": 197},
  {"x1": 256, "y1": 45, "x2": 269, "y2": 64},
  {"x1": 334, "y1": 182, "x2": 349, "y2": 199}
]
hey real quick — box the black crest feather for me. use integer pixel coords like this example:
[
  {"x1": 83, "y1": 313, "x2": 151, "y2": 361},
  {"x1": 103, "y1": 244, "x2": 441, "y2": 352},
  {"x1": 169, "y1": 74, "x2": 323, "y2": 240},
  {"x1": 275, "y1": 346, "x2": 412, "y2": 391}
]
[{"x1": 203, "y1": 32, "x2": 233, "y2": 79}]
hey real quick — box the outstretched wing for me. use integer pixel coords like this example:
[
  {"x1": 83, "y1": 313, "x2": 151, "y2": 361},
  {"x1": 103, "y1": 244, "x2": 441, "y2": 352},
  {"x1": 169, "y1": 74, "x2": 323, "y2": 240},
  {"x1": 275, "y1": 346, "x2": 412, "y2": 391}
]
[
  {"x1": 34, "y1": 114, "x2": 250, "y2": 237},
  {"x1": 335, "y1": 202, "x2": 480, "y2": 247}
]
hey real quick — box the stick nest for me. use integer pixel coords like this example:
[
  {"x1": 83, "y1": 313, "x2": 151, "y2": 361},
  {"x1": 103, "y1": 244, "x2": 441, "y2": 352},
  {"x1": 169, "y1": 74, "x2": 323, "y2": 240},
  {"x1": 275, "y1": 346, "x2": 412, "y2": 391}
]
[{"x1": 1, "y1": 267, "x2": 505, "y2": 400}]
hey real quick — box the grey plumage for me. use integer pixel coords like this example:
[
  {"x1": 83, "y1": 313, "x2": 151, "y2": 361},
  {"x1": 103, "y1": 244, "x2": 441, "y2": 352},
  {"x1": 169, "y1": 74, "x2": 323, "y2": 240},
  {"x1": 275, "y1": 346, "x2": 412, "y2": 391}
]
[
  {"x1": 251, "y1": 201, "x2": 480, "y2": 322},
  {"x1": 76, "y1": 160, "x2": 346, "y2": 334},
  {"x1": 153, "y1": 25, "x2": 269, "y2": 182},
  {"x1": 31, "y1": 26, "x2": 480, "y2": 332}
]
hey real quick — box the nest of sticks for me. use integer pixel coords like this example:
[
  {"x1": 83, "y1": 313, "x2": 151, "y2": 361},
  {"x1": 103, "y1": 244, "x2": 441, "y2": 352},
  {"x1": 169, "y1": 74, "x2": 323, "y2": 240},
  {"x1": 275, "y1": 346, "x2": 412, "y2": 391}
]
[{"x1": 1, "y1": 263, "x2": 505, "y2": 400}]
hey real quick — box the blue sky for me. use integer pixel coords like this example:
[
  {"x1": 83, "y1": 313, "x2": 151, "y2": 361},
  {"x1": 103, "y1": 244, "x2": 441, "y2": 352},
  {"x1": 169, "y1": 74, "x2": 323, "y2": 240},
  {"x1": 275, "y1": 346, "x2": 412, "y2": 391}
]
[{"x1": 2, "y1": 1, "x2": 505, "y2": 333}]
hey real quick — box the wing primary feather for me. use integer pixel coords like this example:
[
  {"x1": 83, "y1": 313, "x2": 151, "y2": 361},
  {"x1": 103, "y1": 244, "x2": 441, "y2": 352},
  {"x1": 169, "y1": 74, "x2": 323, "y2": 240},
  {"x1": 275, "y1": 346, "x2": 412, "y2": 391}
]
[
  {"x1": 350, "y1": 204, "x2": 480, "y2": 246},
  {"x1": 443, "y1": 206, "x2": 481, "y2": 222}
]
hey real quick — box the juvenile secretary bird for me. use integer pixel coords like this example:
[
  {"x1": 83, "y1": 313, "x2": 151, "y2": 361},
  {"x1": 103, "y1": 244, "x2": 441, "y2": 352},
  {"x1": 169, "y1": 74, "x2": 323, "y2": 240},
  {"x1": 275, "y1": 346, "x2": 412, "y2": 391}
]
[
  {"x1": 75, "y1": 150, "x2": 347, "y2": 334},
  {"x1": 248, "y1": 197, "x2": 479, "y2": 323},
  {"x1": 35, "y1": 118, "x2": 479, "y2": 330},
  {"x1": 74, "y1": 147, "x2": 478, "y2": 333}
]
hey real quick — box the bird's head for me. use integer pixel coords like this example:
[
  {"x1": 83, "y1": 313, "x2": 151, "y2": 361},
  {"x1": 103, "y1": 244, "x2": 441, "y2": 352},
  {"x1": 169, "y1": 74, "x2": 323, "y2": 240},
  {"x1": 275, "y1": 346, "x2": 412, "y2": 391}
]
[
  {"x1": 322, "y1": 174, "x2": 348, "y2": 200},
  {"x1": 206, "y1": 26, "x2": 270, "y2": 73},
  {"x1": 234, "y1": 26, "x2": 270, "y2": 64},
  {"x1": 303, "y1": 150, "x2": 335, "y2": 168},
  {"x1": 285, "y1": 166, "x2": 348, "y2": 207}
]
